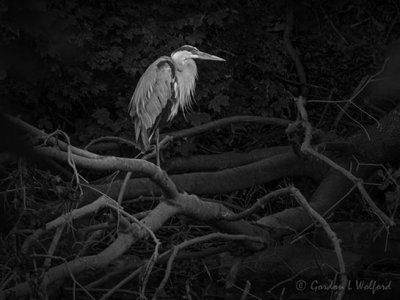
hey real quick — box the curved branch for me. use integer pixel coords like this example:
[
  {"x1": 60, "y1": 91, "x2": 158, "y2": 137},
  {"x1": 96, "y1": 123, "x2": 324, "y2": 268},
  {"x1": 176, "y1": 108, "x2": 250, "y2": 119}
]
[
  {"x1": 36, "y1": 147, "x2": 179, "y2": 199},
  {"x1": 258, "y1": 158, "x2": 376, "y2": 235},
  {"x1": 295, "y1": 96, "x2": 394, "y2": 226},
  {"x1": 81, "y1": 150, "x2": 323, "y2": 203},
  {"x1": 3, "y1": 191, "x2": 274, "y2": 299},
  {"x1": 1, "y1": 200, "x2": 180, "y2": 299},
  {"x1": 22, "y1": 196, "x2": 115, "y2": 254},
  {"x1": 222, "y1": 187, "x2": 293, "y2": 221},
  {"x1": 5, "y1": 114, "x2": 99, "y2": 159},
  {"x1": 290, "y1": 187, "x2": 348, "y2": 300},
  {"x1": 283, "y1": 3, "x2": 308, "y2": 97},
  {"x1": 154, "y1": 233, "x2": 266, "y2": 299},
  {"x1": 85, "y1": 136, "x2": 137, "y2": 151}
]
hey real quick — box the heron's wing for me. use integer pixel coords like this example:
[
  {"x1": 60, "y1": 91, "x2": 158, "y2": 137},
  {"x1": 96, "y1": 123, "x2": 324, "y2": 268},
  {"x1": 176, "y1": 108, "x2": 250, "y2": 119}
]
[{"x1": 128, "y1": 56, "x2": 176, "y2": 151}]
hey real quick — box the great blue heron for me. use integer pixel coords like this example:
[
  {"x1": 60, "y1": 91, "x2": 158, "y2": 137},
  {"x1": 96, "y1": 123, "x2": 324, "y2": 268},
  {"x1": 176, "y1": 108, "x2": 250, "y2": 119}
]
[{"x1": 128, "y1": 45, "x2": 225, "y2": 165}]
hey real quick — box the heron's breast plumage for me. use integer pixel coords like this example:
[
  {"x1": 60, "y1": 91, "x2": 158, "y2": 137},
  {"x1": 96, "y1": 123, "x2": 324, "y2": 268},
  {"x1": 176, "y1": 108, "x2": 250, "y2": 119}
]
[{"x1": 168, "y1": 59, "x2": 197, "y2": 121}]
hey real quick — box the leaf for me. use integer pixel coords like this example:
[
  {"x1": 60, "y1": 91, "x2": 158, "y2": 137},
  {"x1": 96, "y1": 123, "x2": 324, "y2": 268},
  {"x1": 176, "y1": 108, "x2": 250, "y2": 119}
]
[
  {"x1": 188, "y1": 112, "x2": 211, "y2": 126},
  {"x1": 185, "y1": 31, "x2": 205, "y2": 45},
  {"x1": 92, "y1": 108, "x2": 113, "y2": 127},
  {"x1": 208, "y1": 94, "x2": 229, "y2": 113}
]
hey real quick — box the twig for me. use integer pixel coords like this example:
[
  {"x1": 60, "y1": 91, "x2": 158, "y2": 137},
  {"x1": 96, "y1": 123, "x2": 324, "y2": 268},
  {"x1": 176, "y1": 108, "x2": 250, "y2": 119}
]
[
  {"x1": 78, "y1": 229, "x2": 105, "y2": 257},
  {"x1": 334, "y1": 103, "x2": 371, "y2": 140},
  {"x1": 104, "y1": 201, "x2": 161, "y2": 299},
  {"x1": 283, "y1": 5, "x2": 308, "y2": 97},
  {"x1": 85, "y1": 136, "x2": 138, "y2": 150},
  {"x1": 291, "y1": 185, "x2": 357, "y2": 242},
  {"x1": 117, "y1": 172, "x2": 132, "y2": 206},
  {"x1": 334, "y1": 57, "x2": 390, "y2": 127},
  {"x1": 65, "y1": 287, "x2": 140, "y2": 297},
  {"x1": 267, "y1": 266, "x2": 314, "y2": 298},
  {"x1": 43, "y1": 224, "x2": 65, "y2": 269},
  {"x1": 0, "y1": 270, "x2": 15, "y2": 291},
  {"x1": 295, "y1": 96, "x2": 394, "y2": 227},
  {"x1": 98, "y1": 268, "x2": 143, "y2": 300},
  {"x1": 305, "y1": 147, "x2": 393, "y2": 226},
  {"x1": 290, "y1": 187, "x2": 347, "y2": 300},
  {"x1": 32, "y1": 254, "x2": 96, "y2": 300},
  {"x1": 4, "y1": 114, "x2": 99, "y2": 159},
  {"x1": 185, "y1": 280, "x2": 193, "y2": 300},
  {"x1": 22, "y1": 196, "x2": 116, "y2": 254},
  {"x1": 221, "y1": 187, "x2": 292, "y2": 221},
  {"x1": 240, "y1": 281, "x2": 252, "y2": 300},
  {"x1": 2, "y1": 200, "x2": 180, "y2": 299},
  {"x1": 87, "y1": 245, "x2": 230, "y2": 291},
  {"x1": 153, "y1": 233, "x2": 265, "y2": 300},
  {"x1": 320, "y1": 6, "x2": 349, "y2": 45}
]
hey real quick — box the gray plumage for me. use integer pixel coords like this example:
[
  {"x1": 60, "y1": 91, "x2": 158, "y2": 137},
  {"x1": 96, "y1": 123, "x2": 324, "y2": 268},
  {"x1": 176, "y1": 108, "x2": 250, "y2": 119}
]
[{"x1": 128, "y1": 45, "x2": 225, "y2": 152}]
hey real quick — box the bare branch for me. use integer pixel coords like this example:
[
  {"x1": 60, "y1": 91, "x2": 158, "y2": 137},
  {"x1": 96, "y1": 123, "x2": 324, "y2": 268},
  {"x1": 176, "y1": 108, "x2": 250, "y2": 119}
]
[
  {"x1": 295, "y1": 96, "x2": 394, "y2": 227},
  {"x1": 222, "y1": 187, "x2": 292, "y2": 221},
  {"x1": 35, "y1": 146, "x2": 179, "y2": 199},
  {"x1": 85, "y1": 136, "x2": 138, "y2": 151},
  {"x1": 4, "y1": 114, "x2": 99, "y2": 159},
  {"x1": 153, "y1": 233, "x2": 266, "y2": 299},
  {"x1": 162, "y1": 115, "x2": 291, "y2": 139},
  {"x1": 290, "y1": 187, "x2": 348, "y2": 300}
]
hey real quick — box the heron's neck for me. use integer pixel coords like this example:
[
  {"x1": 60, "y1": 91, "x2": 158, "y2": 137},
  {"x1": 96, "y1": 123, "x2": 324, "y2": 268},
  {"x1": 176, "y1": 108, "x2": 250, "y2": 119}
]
[
  {"x1": 171, "y1": 59, "x2": 197, "y2": 118},
  {"x1": 175, "y1": 58, "x2": 195, "y2": 72}
]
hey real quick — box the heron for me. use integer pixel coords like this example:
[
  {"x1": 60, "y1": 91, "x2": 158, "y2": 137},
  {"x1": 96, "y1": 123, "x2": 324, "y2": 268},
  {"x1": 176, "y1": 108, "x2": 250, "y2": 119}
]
[{"x1": 128, "y1": 45, "x2": 225, "y2": 165}]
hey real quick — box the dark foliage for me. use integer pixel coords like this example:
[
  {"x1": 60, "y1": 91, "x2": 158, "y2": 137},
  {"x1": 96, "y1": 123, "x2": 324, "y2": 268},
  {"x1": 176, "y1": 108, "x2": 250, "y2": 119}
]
[{"x1": 1, "y1": 0, "x2": 400, "y2": 298}]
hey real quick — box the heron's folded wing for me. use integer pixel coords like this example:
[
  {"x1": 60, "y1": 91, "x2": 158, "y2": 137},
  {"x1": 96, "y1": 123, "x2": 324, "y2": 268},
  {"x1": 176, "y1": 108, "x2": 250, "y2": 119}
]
[{"x1": 128, "y1": 56, "x2": 175, "y2": 150}]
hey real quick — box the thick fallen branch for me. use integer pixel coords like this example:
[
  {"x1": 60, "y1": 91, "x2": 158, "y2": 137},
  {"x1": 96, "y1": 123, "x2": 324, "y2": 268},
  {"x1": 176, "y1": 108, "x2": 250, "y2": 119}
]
[
  {"x1": 5, "y1": 114, "x2": 99, "y2": 159},
  {"x1": 165, "y1": 146, "x2": 291, "y2": 172},
  {"x1": 257, "y1": 98, "x2": 400, "y2": 234},
  {"x1": 154, "y1": 233, "x2": 266, "y2": 299},
  {"x1": 21, "y1": 196, "x2": 117, "y2": 254},
  {"x1": 295, "y1": 96, "x2": 394, "y2": 226},
  {"x1": 3, "y1": 191, "x2": 273, "y2": 299},
  {"x1": 5, "y1": 98, "x2": 400, "y2": 299},
  {"x1": 81, "y1": 150, "x2": 323, "y2": 204},
  {"x1": 258, "y1": 157, "x2": 375, "y2": 233},
  {"x1": 35, "y1": 147, "x2": 179, "y2": 200}
]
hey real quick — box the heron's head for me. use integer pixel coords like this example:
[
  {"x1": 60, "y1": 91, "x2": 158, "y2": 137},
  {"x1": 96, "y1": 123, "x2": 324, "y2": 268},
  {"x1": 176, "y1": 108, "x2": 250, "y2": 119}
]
[{"x1": 171, "y1": 45, "x2": 225, "y2": 65}]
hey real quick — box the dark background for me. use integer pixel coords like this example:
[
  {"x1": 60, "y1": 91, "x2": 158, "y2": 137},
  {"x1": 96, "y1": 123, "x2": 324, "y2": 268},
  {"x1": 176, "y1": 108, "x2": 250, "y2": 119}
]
[
  {"x1": 1, "y1": 0, "x2": 400, "y2": 299},
  {"x1": 1, "y1": 0, "x2": 394, "y2": 155}
]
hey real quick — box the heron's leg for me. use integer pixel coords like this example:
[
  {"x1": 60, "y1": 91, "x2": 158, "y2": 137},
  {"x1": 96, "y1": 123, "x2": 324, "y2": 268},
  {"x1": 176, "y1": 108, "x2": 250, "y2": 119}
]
[{"x1": 155, "y1": 128, "x2": 160, "y2": 167}]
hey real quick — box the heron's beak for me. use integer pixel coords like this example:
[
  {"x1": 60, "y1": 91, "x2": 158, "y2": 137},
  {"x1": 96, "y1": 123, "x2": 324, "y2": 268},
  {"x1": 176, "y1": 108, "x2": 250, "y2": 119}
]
[{"x1": 194, "y1": 51, "x2": 225, "y2": 61}]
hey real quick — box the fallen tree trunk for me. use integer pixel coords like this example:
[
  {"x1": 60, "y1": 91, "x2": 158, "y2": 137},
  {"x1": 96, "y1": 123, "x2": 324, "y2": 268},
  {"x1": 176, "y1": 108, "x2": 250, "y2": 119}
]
[
  {"x1": 165, "y1": 146, "x2": 291, "y2": 172},
  {"x1": 259, "y1": 103, "x2": 400, "y2": 233},
  {"x1": 81, "y1": 150, "x2": 325, "y2": 205}
]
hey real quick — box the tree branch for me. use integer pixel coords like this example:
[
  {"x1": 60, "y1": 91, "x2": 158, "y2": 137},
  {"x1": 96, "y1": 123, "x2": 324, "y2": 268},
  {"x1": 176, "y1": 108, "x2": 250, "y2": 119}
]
[{"x1": 162, "y1": 115, "x2": 291, "y2": 139}]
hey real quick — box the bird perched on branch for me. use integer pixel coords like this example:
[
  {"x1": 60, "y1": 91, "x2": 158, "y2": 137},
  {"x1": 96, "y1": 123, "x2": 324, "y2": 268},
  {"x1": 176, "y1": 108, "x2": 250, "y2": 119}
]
[{"x1": 128, "y1": 45, "x2": 225, "y2": 164}]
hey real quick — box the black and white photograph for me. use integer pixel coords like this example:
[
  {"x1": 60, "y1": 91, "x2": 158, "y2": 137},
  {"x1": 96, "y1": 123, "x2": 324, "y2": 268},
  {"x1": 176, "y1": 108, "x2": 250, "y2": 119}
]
[{"x1": 1, "y1": 0, "x2": 400, "y2": 299}]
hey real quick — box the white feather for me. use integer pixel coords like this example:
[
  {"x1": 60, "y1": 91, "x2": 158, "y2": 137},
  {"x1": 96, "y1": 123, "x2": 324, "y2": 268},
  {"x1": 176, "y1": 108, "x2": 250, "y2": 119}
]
[{"x1": 168, "y1": 55, "x2": 198, "y2": 120}]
